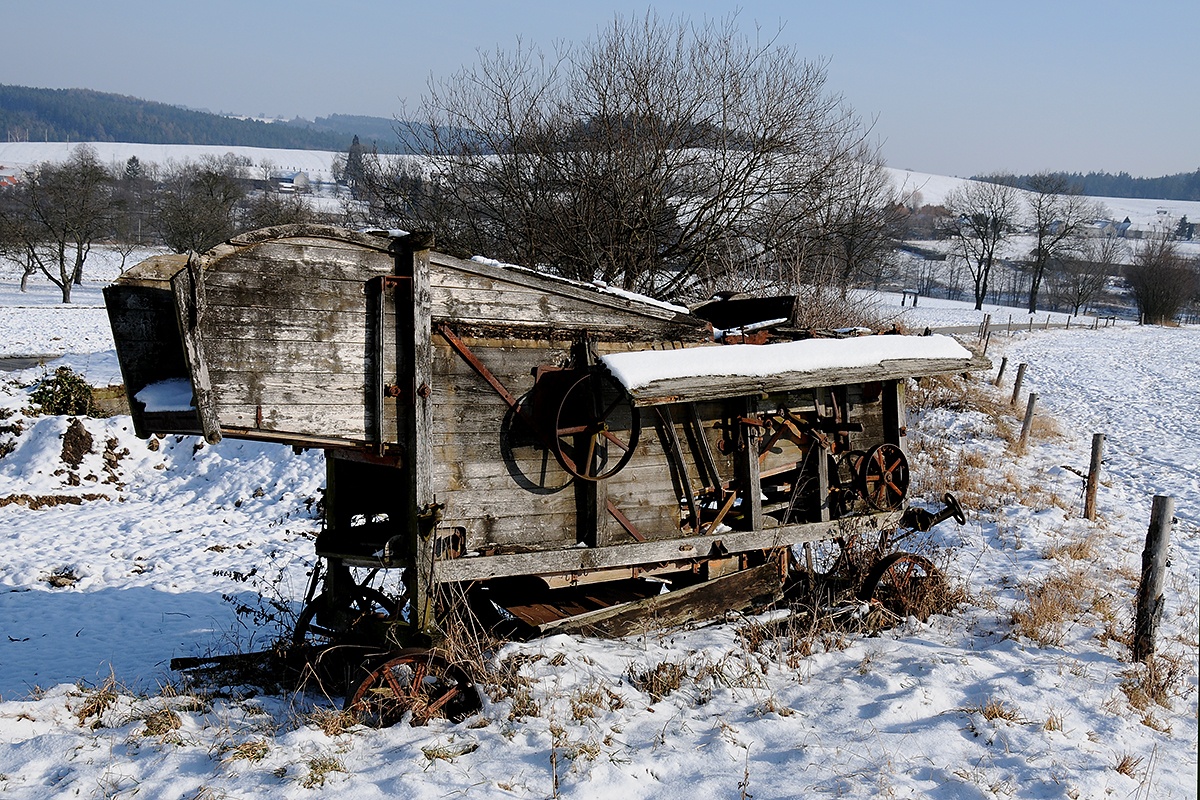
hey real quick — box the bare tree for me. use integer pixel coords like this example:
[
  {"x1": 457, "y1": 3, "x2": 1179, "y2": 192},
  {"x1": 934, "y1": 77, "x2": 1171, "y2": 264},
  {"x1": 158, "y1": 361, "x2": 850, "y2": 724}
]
[
  {"x1": 0, "y1": 144, "x2": 122, "y2": 302},
  {"x1": 155, "y1": 154, "x2": 245, "y2": 253},
  {"x1": 365, "y1": 12, "x2": 878, "y2": 301},
  {"x1": 1049, "y1": 234, "x2": 1124, "y2": 315},
  {"x1": 1023, "y1": 172, "x2": 1102, "y2": 313},
  {"x1": 241, "y1": 189, "x2": 312, "y2": 230},
  {"x1": 1125, "y1": 234, "x2": 1198, "y2": 324},
  {"x1": 942, "y1": 178, "x2": 1020, "y2": 310}
]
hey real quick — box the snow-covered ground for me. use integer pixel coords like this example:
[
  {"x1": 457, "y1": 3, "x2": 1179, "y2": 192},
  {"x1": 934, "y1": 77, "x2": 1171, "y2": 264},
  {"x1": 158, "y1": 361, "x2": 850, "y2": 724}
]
[{"x1": 0, "y1": 256, "x2": 1195, "y2": 798}]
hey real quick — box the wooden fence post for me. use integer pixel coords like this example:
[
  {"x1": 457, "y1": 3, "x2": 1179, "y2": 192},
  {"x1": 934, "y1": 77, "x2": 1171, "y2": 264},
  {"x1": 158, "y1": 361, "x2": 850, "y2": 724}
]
[
  {"x1": 1084, "y1": 433, "x2": 1104, "y2": 521},
  {"x1": 1018, "y1": 392, "x2": 1038, "y2": 450},
  {"x1": 1010, "y1": 363, "x2": 1027, "y2": 405},
  {"x1": 994, "y1": 356, "x2": 1009, "y2": 387},
  {"x1": 1066, "y1": 315, "x2": 1072, "y2": 330},
  {"x1": 1008, "y1": 315, "x2": 1013, "y2": 336},
  {"x1": 1133, "y1": 496, "x2": 1175, "y2": 662}
]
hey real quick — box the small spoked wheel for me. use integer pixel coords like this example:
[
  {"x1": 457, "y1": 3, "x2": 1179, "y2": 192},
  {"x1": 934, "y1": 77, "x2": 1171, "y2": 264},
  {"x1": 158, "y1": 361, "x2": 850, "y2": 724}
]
[
  {"x1": 346, "y1": 648, "x2": 482, "y2": 727},
  {"x1": 858, "y1": 443, "x2": 910, "y2": 511},
  {"x1": 551, "y1": 371, "x2": 640, "y2": 481},
  {"x1": 858, "y1": 552, "x2": 943, "y2": 619}
]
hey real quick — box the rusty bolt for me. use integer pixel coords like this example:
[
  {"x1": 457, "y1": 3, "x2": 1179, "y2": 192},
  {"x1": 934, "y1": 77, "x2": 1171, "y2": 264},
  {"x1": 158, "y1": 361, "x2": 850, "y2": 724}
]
[
  {"x1": 385, "y1": 385, "x2": 402, "y2": 397},
  {"x1": 417, "y1": 383, "x2": 432, "y2": 398}
]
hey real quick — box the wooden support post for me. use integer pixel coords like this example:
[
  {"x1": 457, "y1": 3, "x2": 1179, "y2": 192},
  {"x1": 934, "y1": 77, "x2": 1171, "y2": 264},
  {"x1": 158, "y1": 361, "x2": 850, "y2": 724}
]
[
  {"x1": 993, "y1": 356, "x2": 1009, "y2": 387},
  {"x1": 1018, "y1": 392, "x2": 1038, "y2": 450},
  {"x1": 732, "y1": 397, "x2": 763, "y2": 533},
  {"x1": 1043, "y1": 314, "x2": 1050, "y2": 330},
  {"x1": 1133, "y1": 496, "x2": 1175, "y2": 662},
  {"x1": 393, "y1": 232, "x2": 437, "y2": 633},
  {"x1": 1066, "y1": 315, "x2": 1071, "y2": 330},
  {"x1": 1010, "y1": 363, "x2": 1027, "y2": 405},
  {"x1": 1084, "y1": 433, "x2": 1105, "y2": 521}
]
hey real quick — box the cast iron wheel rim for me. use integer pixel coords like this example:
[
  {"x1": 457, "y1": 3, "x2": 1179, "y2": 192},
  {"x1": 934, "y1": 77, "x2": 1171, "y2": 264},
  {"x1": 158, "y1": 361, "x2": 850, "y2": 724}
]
[
  {"x1": 858, "y1": 443, "x2": 910, "y2": 511},
  {"x1": 550, "y1": 371, "x2": 640, "y2": 482},
  {"x1": 346, "y1": 648, "x2": 482, "y2": 727},
  {"x1": 291, "y1": 586, "x2": 400, "y2": 649},
  {"x1": 857, "y1": 552, "x2": 941, "y2": 618}
]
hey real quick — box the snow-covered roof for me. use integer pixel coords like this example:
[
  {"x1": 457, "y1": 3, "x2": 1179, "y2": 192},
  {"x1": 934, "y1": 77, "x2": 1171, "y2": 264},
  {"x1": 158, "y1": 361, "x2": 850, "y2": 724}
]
[{"x1": 600, "y1": 334, "x2": 976, "y2": 406}]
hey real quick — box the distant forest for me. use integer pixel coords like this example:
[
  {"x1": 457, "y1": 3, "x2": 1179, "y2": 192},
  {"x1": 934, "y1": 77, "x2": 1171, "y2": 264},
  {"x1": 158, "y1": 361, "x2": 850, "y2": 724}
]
[
  {"x1": 0, "y1": 85, "x2": 403, "y2": 153},
  {"x1": 974, "y1": 170, "x2": 1200, "y2": 202}
]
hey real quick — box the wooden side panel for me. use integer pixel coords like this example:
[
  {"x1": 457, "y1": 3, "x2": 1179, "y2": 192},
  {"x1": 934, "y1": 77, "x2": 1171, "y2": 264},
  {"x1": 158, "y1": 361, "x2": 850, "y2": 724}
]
[
  {"x1": 428, "y1": 255, "x2": 704, "y2": 339},
  {"x1": 430, "y1": 336, "x2": 582, "y2": 552},
  {"x1": 195, "y1": 237, "x2": 398, "y2": 445}
]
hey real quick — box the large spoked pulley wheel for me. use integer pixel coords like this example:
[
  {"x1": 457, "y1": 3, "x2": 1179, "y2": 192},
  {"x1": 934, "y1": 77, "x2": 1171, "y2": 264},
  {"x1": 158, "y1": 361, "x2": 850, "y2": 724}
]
[
  {"x1": 346, "y1": 648, "x2": 482, "y2": 727},
  {"x1": 858, "y1": 443, "x2": 910, "y2": 511},
  {"x1": 550, "y1": 370, "x2": 640, "y2": 481},
  {"x1": 857, "y1": 552, "x2": 944, "y2": 619}
]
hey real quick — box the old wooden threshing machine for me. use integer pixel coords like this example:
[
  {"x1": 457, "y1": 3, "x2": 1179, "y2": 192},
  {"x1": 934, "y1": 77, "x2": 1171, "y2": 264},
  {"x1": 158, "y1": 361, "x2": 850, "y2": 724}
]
[{"x1": 106, "y1": 225, "x2": 979, "y2": 725}]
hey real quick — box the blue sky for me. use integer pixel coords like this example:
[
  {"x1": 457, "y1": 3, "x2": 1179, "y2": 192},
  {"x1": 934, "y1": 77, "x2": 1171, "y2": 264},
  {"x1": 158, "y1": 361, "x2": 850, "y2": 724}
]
[{"x1": 5, "y1": 0, "x2": 1194, "y2": 177}]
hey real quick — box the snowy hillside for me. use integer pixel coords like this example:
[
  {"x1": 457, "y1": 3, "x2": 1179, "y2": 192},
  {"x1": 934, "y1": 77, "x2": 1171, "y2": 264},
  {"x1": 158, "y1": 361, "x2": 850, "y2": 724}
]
[
  {"x1": 3, "y1": 141, "x2": 1197, "y2": 237},
  {"x1": 0, "y1": 256, "x2": 1195, "y2": 797}
]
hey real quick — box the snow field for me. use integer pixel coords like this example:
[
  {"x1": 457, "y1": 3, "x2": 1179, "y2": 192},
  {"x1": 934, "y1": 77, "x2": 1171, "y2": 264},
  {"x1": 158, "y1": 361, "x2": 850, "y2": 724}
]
[{"x1": 0, "y1": 266, "x2": 1195, "y2": 797}]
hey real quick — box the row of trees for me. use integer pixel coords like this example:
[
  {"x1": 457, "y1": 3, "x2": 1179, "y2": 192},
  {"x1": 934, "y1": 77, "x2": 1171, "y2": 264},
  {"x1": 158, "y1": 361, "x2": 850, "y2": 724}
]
[
  {"x1": 941, "y1": 173, "x2": 1199, "y2": 320},
  {"x1": 0, "y1": 146, "x2": 314, "y2": 301},
  {"x1": 354, "y1": 13, "x2": 901, "y2": 303}
]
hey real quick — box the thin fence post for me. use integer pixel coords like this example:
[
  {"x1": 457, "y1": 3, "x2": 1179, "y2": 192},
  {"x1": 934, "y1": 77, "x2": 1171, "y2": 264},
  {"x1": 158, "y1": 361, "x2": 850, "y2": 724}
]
[
  {"x1": 1066, "y1": 315, "x2": 1071, "y2": 330},
  {"x1": 1028, "y1": 317, "x2": 1034, "y2": 332},
  {"x1": 1010, "y1": 363, "x2": 1027, "y2": 405},
  {"x1": 1084, "y1": 433, "x2": 1105, "y2": 521},
  {"x1": 994, "y1": 356, "x2": 1009, "y2": 387},
  {"x1": 1134, "y1": 496, "x2": 1175, "y2": 662},
  {"x1": 1018, "y1": 392, "x2": 1038, "y2": 450},
  {"x1": 1008, "y1": 315, "x2": 1013, "y2": 336},
  {"x1": 1043, "y1": 314, "x2": 1050, "y2": 330}
]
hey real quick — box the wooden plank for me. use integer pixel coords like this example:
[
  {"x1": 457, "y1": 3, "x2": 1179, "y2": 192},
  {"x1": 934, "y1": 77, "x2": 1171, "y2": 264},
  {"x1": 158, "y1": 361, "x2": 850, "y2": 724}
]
[
  {"x1": 433, "y1": 510, "x2": 902, "y2": 582},
  {"x1": 170, "y1": 256, "x2": 222, "y2": 445},
  {"x1": 537, "y1": 563, "x2": 784, "y2": 637}
]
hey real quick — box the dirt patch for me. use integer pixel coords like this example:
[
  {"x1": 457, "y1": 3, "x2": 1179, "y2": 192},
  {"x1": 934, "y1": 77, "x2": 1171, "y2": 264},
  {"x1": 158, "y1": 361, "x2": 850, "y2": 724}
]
[
  {"x1": 0, "y1": 493, "x2": 110, "y2": 509},
  {"x1": 61, "y1": 418, "x2": 94, "y2": 468}
]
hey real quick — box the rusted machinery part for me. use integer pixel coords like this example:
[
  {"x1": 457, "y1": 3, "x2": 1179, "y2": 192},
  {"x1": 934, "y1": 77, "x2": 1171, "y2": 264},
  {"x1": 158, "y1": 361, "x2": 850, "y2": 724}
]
[
  {"x1": 291, "y1": 586, "x2": 402, "y2": 649},
  {"x1": 857, "y1": 551, "x2": 943, "y2": 619},
  {"x1": 550, "y1": 371, "x2": 641, "y2": 481},
  {"x1": 901, "y1": 492, "x2": 967, "y2": 532},
  {"x1": 858, "y1": 443, "x2": 910, "y2": 511},
  {"x1": 345, "y1": 648, "x2": 482, "y2": 727}
]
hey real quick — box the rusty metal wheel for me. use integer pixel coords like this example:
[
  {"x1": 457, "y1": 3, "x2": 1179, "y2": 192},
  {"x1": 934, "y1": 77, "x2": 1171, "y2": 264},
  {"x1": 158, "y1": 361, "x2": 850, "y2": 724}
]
[
  {"x1": 858, "y1": 443, "x2": 910, "y2": 511},
  {"x1": 291, "y1": 586, "x2": 400, "y2": 649},
  {"x1": 857, "y1": 552, "x2": 943, "y2": 619},
  {"x1": 346, "y1": 648, "x2": 482, "y2": 727},
  {"x1": 551, "y1": 371, "x2": 640, "y2": 481}
]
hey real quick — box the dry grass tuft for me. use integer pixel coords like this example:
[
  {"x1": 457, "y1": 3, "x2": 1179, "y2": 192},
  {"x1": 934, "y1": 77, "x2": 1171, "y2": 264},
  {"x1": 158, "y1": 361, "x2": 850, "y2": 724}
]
[
  {"x1": 1010, "y1": 571, "x2": 1088, "y2": 647},
  {"x1": 225, "y1": 739, "x2": 270, "y2": 763},
  {"x1": 306, "y1": 707, "x2": 357, "y2": 737},
  {"x1": 143, "y1": 707, "x2": 182, "y2": 736},
  {"x1": 1120, "y1": 653, "x2": 1191, "y2": 712},
  {"x1": 967, "y1": 696, "x2": 1026, "y2": 723},
  {"x1": 1043, "y1": 534, "x2": 1097, "y2": 562},
  {"x1": 628, "y1": 661, "x2": 690, "y2": 703},
  {"x1": 1112, "y1": 752, "x2": 1144, "y2": 778},
  {"x1": 300, "y1": 755, "x2": 346, "y2": 789},
  {"x1": 73, "y1": 674, "x2": 120, "y2": 728}
]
